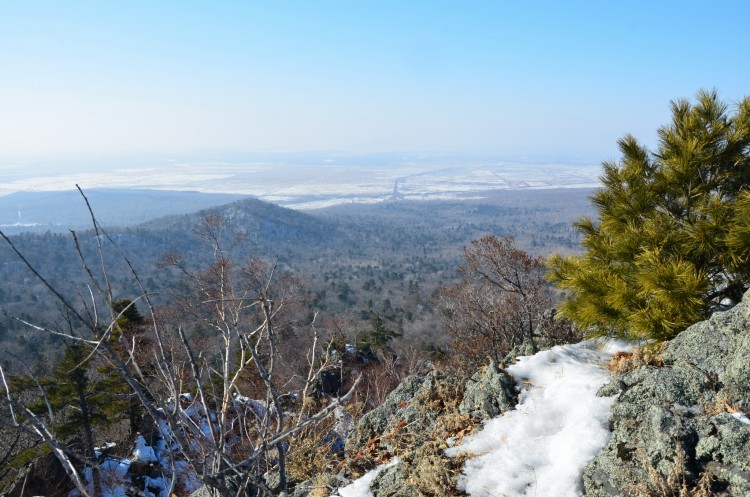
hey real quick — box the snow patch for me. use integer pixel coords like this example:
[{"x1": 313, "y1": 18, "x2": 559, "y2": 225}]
[
  {"x1": 132, "y1": 435, "x2": 157, "y2": 463},
  {"x1": 447, "y1": 339, "x2": 630, "y2": 497},
  {"x1": 731, "y1": 411, "x2": 750, "y2": 425},
  {"x1": 333, "y1": 458, "x2": 400, "y2": 497}
]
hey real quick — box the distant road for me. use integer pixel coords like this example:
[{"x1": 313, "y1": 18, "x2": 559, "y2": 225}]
[
  {"x1": 392, "y1": 177, "x2": 404, "y2": 199},
  {"x1": 0, "y1": 160, "x2": 601, "y2": 213}
]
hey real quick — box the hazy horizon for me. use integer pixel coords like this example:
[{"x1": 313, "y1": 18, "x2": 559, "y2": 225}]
[{"x1": 2, "y1": 1, "x2": 749, "y2": 171}]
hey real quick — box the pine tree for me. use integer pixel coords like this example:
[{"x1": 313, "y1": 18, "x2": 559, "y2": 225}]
[
  {"x1": 14, "y1": 344, "x2": 125, "y2": 457},
  {"x1": 108, "y1": 298, "x2": 147, "y2": 436},
  {"x1": 112, "y1": 298, "x2": 145, "y2": 328},
  {"x1": 548, "y1": 89, "x2": 750, "y2": 341},
  {"x1": 356, "y1": 314, "x2": 400, "y2": 357}
]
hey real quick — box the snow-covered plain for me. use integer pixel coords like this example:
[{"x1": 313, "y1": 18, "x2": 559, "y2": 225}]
[
  {"x1": 0, "y1": 161, "x2": 600, "y2": 209},
  {"x1": 447, "y1": 340, "x2": 631, "y2": 497}
]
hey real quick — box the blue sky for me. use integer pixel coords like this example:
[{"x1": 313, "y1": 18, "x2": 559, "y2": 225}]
[{"x1": 1, "y1": 1, "x2": 748, "y2": 165}]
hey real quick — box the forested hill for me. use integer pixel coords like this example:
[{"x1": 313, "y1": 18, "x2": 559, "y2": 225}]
[
  {"x1": 139, "y1": 196, "x2": 347, "y2": 261},
  {"x1": 0, "y1": 188, "x2": 594, "y2": 367}
]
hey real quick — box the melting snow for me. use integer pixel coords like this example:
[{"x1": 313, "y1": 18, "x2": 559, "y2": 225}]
[
  {"x1": 132, "y1": 435, "x2": 157, "y2": 463},
  {"x1": 66, "y1": 341, "x2": 634, "y2": 497},
  {"x1": 447, "y1": 339, "x2": 631, "y2": 497},
  {"x1": 333, "y1": 458, "x2": 400, "y2": 497},
  {"x1": 732, "y1": 411, "x2": 750, "y2": 425}
]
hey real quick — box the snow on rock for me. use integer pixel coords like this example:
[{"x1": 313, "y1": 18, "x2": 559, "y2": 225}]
[
  {"x1": 100, "y1": 458, "x2": 131, "y2": 479},
  {"x1": 68, "y1": 430, "x2": 200, "y2": 497},
  {"x1": 234, "y1": 395, "x2": 269, "y2": 417},
  {"x1": 332, "y1": 458, "x2": 400, "y2": 497},
  {"x1": 731, "y1": 411, "x2": 750, "y2": 425},
  {"x1": 447, "y1": 339, "x2": 631, "y2": 497},
  {"x1": 70, "y1": 466, "x2": 130, "y2": 497},
  {"x1": 94, "y1": 442, "x2": 117, "y2": 459},
  {"x1": 174, "y1": 460, "x2": 202, "y2": 494},
  {"x1": 132, "y1": 435, "x2": 157, "y2": 463},
  {"x1": 143, "y1": 476, "x2": 170, "y2": 497}
]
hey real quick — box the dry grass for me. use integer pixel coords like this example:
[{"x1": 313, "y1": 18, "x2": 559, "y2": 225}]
[
  {"x1": 398, "y1": 378, "x2": 477, "y2": 496},
  {"x1": 608, "y1": 345, "x2": 665, "y2": 375},
  {"x1": 339, "y1": 374, "x2": 478, "y2": 495},
  {"x1": 305, "y1": 474, "x2": 334, "y2": 497},
  {"x1": 433, "y1": 412, "x2": 474, "y2": 443},
  {"x1": 405, "y1": 440, "x2": 471, "y2": 497},
  {"x1": 623, "y1": 439, "x2": 715, "y2": 497},
  {"x1": 701, "y1": 397, "x2": 726, "y2": 417},
  {"x1": 286, "y1": 414, "x2": 339, "y2": 485},
  {"x1": 414, "y1": 375, "x2": 463, "y2": 414}
]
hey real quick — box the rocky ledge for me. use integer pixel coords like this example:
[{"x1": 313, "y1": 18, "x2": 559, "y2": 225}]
[
  {"x1": 298, "y1": 294, "x2": 750, "y2": 497},
  {"x1": 585, "y1": 290, "x2": 750, "y2": 496},
  {"x1": 341, "y1": 361, "x2": 516, "y2": 497}
]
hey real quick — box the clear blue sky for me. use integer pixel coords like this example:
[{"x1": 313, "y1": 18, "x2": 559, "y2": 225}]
[{"x1": 1, "y1": 1, "x2": 748, "y2": 165}]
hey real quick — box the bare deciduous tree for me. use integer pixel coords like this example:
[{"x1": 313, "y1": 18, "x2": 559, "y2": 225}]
[
  {"x1": 434, "y1": 235, "x2": 551, "y2": 367},
  {"x1": 0, "y1": 188, "x2": 361, "y2": 497}
]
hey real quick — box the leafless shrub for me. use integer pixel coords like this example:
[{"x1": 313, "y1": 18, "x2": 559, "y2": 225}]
[
  {"x1": 434, "y1": 235, "x2": 553, "y2": 370},
  {"x1": 0, "y1": 187, "x2": 361, "y2": 497}
]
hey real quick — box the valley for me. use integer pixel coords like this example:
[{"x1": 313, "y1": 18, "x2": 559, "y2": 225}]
[{"x1": 0, "y1": 187, "x2": 595, "y2": 368}]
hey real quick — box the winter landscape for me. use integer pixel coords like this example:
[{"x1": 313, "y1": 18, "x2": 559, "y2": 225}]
[{"x1": 2, "y1": 2, "x2": 750, "y2": 497}]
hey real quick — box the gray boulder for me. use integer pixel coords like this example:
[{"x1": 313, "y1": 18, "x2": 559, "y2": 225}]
[
  {"x1": 459, "y1": 359, "x2": 516, "y2": 420},
  {"x1": 345, "y1": 372, "x2": 448, "y2": 455},
  {"x1": 189, "y1": 486, "x2": 215, "y2": 497},
  {"x1": 663, "y1": 295, "x2": 750, "y2": 412},
  {"x1": 344, "y1": 362, "x2": 516, "y2": 497},
  {"x1": 369, "y1": 463, "x2": 420, "y2": 497},
  {"x1": 584, "y1": 289, "x2": 750, "y2": 496},
  {"x1": 342, "y1": 372, "x2": 448, "y2": 496}
]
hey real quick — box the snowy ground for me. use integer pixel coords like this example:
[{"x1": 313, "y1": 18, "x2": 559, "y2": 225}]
[
  {"x1": 336, "y1": 339, "x2": 630, "y2": 497},
  {"x1": 447, "y1": 339, "x2": 630, "y2": 497},
  {"x1": 334, "y1": 459, "x2": 401, "y2": 497},
  {"x1": 70, "y1": 340, "x2": 627, "y2": 497}
]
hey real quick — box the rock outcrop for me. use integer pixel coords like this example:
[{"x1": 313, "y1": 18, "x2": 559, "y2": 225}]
[
  {"x1": 301, "y1": 294, "x2": 750, "y2": 496},
  {"x1": 345, "y1": 372, "x2": 450, "y2": 456},
  {"x1": 459, "y1": 360, "x2": 515, "y2": 420},
  {"x1": 336, "y1": 364, "x2": 515, "y2": 497},
  {"x1": 584, "y1": 290, "x2": 750, "y2": 496}
]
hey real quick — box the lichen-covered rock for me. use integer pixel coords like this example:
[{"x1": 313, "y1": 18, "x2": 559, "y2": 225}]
[
  {"x1": 342, "y1": 369, "x2": 482, "y2": 496},
  {"x1": 368, "y1": 462, "x2": 420, "y2": 497},
  {"x1": 502, "y1": 340, "x2": 538, "y2": 365},
  {"x1": 663, "y1": 294, "x2": 750, "y2": 412},
  {"x1": 583, "y1": 289, "x2": 750, "y2": 496},
  {"x1": 190, "y1": 485, "x2": 219, "y2": 497},
  {"x1": 346, "y1": 373, "x2": 437, "y2": 455},
  {"x1": 367, "y1": 440, "x2": 468, "y2": 497},
  {"x1": 190, "y1": 479, "x2": 245, "y2": 497},
  {"x1": 459, "y1": 360, "x2": 515, "y2": 420},
  {"x1": 695, "y1": 413, "x2": 750, "y2": 495}
]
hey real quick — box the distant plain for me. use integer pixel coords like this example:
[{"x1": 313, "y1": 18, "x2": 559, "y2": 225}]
[{"x1": 0, "y1": 156, "x2": 600, "y2": 232}]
